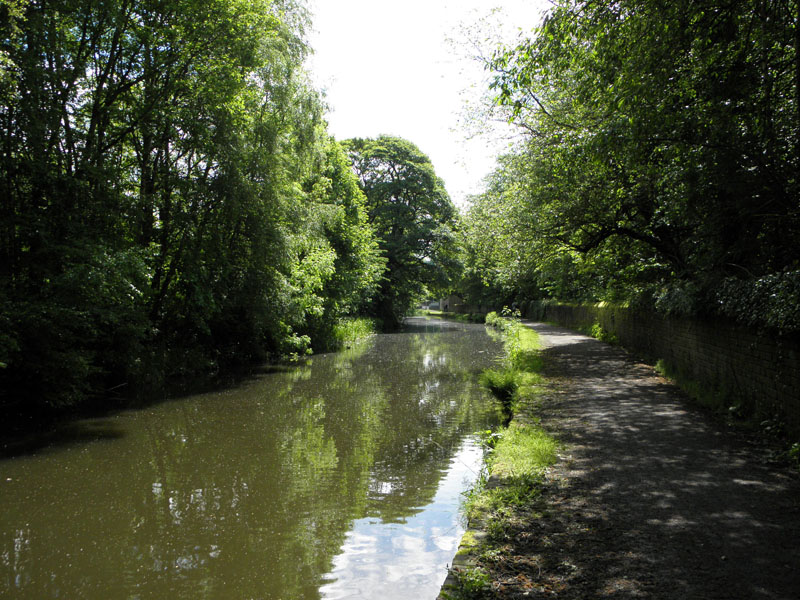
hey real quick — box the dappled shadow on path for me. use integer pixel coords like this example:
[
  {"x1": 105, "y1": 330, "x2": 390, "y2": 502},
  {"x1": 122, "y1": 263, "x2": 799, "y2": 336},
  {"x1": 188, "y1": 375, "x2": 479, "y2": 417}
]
[{"x1": 503, "y1": 322, "x2": 800, "y2": 599}]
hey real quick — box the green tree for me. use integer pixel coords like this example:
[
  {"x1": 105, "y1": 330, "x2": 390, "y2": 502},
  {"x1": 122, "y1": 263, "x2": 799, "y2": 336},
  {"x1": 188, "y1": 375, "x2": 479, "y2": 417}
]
[
  {"x1": 343, "y1": 136, "x2": 460, "y2": 328},
  {"x1": 0, "y1": 0, "x2": 384, "y2": 415},
  {"x1": 298, "y1": 139, "x2": 384, "y2": 349},
  {"x1": 0, "y1": 0, "x2": 27, "y2": 102},
  {"x1": 470, "y1": 0, "x2": 799, "y2": 324}
]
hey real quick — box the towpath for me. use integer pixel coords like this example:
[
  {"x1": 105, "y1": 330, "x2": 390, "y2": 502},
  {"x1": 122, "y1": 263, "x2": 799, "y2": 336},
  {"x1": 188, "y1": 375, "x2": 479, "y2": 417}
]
[{"x1": 488, "y1": 321, "x2": 800, "y2": 599}]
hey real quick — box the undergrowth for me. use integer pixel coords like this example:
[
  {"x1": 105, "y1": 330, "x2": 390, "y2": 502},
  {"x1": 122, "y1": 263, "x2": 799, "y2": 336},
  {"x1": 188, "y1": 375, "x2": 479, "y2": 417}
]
[
  {"x1": 579, "y1": 321, "x2": 619, "y2": 344},
  {"x1": 440, "y1": 566, "x2": 493, "y2": 600},
  {"x1": 331, "y1": 317, "x2": 377, "y2": 349}
]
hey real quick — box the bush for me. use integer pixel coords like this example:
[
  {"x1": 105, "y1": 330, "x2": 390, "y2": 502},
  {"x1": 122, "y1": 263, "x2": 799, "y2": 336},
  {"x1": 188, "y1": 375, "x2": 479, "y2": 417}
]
[
  {"x1": 479, "y1": 368, "x2": 518, "y2": 403},
  {"x1": 331, "y1": 317, "x2": 377, "y2": 348},
  {"x1": 589, "y1": 322, "x2": 619, "y2": 345},
  {"x1": 715, "y1": 271, "x2": 800, "y2": 333},
  {"x1": 484, "y1": 311, "x2": 502, "y2": 328}
]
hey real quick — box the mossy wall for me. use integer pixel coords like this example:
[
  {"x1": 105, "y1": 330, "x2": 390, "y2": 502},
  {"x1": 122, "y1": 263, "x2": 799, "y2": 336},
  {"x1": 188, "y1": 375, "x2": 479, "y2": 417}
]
[{"x1": 529, "y1": 302, "x2": 800, "y2": 438}]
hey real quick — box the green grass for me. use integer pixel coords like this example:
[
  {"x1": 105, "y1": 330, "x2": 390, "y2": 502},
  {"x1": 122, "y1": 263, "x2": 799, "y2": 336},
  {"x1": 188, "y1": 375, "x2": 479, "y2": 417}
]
[
  {"x1": 482, "y1": 313, "x2": 545, "y2": 416},
  {"x1": 465, "y1": 422, "x2": 557, "y2": 523},
  {"x1": 331, "y1": 317, "x2": 377, "y2": 348},
  {"x1": 440, "y1": 566, "x2": 493, "y2": 600},
  {"x1": 490, "y1": 421, "x2": 558, "y2": 479},
  {"x1": 464, "y1": 311, "x2": 558, "y2": 529},
  {"x1": 445, "y1": 312, "x2": 559, "y2": 597}
]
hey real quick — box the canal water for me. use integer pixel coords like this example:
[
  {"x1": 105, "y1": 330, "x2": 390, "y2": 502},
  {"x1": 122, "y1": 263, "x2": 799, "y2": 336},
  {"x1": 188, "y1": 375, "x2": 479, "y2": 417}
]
[{"x1": 0, "y1": 317, "x2": 504, "y2": 599}]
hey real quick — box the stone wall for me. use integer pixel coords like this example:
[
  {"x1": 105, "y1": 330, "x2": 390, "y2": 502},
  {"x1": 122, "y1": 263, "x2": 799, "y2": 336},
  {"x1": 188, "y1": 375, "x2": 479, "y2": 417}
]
[{"x1": 529, "y1": 302, "x2": 800, "y2": 438}]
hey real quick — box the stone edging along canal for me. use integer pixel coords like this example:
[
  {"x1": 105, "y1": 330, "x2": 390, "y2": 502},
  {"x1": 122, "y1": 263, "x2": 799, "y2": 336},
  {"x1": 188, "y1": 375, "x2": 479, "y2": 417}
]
[
  {"x1": 435, "y1": 390, "x2": 548, "y2": 597},
  {"x1": 436, "y1": 474, "x2": 504, "y2": 598}
]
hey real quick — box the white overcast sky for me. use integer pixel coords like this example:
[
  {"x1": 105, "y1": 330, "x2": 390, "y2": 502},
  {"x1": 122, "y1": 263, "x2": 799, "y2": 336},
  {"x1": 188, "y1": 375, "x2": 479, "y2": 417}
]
[{"x1": 306, "y1": 0, "x2": 552, "y2": 209}]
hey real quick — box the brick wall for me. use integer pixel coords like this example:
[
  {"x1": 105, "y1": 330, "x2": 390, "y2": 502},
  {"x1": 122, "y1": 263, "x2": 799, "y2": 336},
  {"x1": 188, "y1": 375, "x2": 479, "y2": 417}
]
[{"x1": 533, "y1": 302, "x2": 800, "y2": 438}]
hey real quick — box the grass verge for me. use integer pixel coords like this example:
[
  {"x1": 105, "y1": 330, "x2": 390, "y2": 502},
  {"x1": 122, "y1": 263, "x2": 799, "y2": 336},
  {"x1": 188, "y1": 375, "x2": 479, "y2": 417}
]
[
  {"x1": 441, "y1": 312, "x2": 557, "y2": 599},
  {"x1": 331, "y1": 317, "x2": 377, "y2": 349},
  {"x1": 479, "y1": 311, "x2": 544, "y2": 422},
  {"x1": 464, "y1": 422, "x2": 557, "y2": 523}
]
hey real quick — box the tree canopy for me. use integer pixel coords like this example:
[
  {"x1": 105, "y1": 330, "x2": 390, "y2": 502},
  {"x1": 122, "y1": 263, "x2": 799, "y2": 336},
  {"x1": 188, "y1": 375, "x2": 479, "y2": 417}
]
[
  {"x1": 343, "y1": 136, "x2": 460, "y2": 328},
  {"x1": 5, "y1": 0, "x2": 798, "y2": 417},
  {"x1": 461, "y1": 0, "x2": 800, "y2": 331},
  {"x1": 0, "y1": 0, "x2": 384, "y2": 414}
]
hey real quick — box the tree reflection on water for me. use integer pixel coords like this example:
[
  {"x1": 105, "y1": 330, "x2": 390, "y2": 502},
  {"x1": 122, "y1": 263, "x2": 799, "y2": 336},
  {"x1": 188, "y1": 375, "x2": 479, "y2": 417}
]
[{"x1": 0, "y1": 319, "x2": 502, "y2": 599}]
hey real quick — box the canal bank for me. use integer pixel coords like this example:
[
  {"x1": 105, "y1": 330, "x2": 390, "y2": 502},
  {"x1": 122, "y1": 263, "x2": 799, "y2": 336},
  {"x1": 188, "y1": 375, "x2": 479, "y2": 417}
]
[
  {"x1": 440, "y1": 320, "x2": 800, "y2": 599},
  {"x1": 438, "y1": 316, "x2": 556, "y2": 599}
]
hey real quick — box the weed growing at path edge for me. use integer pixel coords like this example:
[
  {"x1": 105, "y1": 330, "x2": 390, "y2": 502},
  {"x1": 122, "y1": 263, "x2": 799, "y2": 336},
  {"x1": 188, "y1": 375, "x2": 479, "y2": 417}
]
[{"x1": 441, "y1": 313, "x2": 558, "y2": 599}]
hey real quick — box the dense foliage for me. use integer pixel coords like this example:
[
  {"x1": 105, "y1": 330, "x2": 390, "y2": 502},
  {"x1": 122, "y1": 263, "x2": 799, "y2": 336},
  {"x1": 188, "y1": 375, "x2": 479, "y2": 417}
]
[
  {"x1": 343, "y1": 136, "x2": 460, "y2": 328},
  {"x1": 462, "y1": 0, "x2": 800, "y2": 331},
  {"x1": 6, "y1": 0, "x2": 796, "y2": 416},
  {"x1": 0, "y1": 0, "x2": 383, "y2": 413}
]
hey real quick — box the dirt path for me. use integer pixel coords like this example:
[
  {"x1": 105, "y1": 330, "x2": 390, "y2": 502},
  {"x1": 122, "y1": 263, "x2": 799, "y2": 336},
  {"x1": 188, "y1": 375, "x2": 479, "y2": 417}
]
[{"x1": 495, "y1": 322, "x2": 800, "y2": 599}]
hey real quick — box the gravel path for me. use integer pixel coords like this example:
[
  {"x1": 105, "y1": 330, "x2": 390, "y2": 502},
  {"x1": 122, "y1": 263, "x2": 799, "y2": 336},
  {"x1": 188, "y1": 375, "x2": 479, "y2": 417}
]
[{"x1": 494, "y1": 322, "x2": 800, "y2": 599}]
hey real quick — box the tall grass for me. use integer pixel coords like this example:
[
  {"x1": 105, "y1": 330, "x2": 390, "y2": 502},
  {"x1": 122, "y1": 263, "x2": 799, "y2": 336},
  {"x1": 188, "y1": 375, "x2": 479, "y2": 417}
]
[
  {"x1": 331, "y1": 317, "x2": 377, "y2": 348},
  {"x1": 466, "y1": 311, "x2": 556, "y2": 524},
  {"x1": 481, "y1": 311, "x2": 543, "y2": 418}
]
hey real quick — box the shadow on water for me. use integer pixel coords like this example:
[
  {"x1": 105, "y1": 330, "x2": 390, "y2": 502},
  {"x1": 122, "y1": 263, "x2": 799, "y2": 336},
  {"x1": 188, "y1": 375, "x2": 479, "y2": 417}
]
[
  {"x1": 0, "y1": 355, "x2": 318, "y2": 459},
  {"x1": 1, "y1": 420, "x2": 126, "y2": 459},
  {"x1": 1, "y1": 314, "x2": 505, "y2": 600},
  {"x1": 0, "y1": 316, "x2": 483, "y2": 461}
]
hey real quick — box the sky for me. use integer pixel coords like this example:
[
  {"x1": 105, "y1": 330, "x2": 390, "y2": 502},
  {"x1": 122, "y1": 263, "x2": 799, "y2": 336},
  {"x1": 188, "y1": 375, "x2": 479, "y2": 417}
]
[{"x1": 306, "y1": 0, "x2": 552, "y2": 209}]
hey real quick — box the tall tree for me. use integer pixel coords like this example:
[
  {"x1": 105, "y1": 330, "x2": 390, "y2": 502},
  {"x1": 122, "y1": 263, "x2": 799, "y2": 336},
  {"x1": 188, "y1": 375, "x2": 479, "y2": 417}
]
[
  {"x1": 343, "y1": 136, "x2": 459, "y2": 328},
  {"x1": 470, "y1": 0, "x2": 799, "y2": 326},
  {"x1": 0, "y1": 0, "x2": 384, "y2": 414},
  {"x1": 297, "y1": 139, "x2": 384, "y2": 348}
]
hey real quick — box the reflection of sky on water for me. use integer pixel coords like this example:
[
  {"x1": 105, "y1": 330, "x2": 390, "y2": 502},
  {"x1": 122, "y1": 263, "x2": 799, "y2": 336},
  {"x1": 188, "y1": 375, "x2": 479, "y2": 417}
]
[
  {"x1": 321, "y1": 439, "x2": 483, "y2": 599},
  {"x1": 1, "y1": 320, "x2": 504, "y2": 599}
]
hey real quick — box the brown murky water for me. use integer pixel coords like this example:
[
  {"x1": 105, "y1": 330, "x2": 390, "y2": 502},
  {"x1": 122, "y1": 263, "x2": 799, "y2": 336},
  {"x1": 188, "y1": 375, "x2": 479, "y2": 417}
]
[{"x1": 0, "y1": 317, "x2": 503, "y2": 599}]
